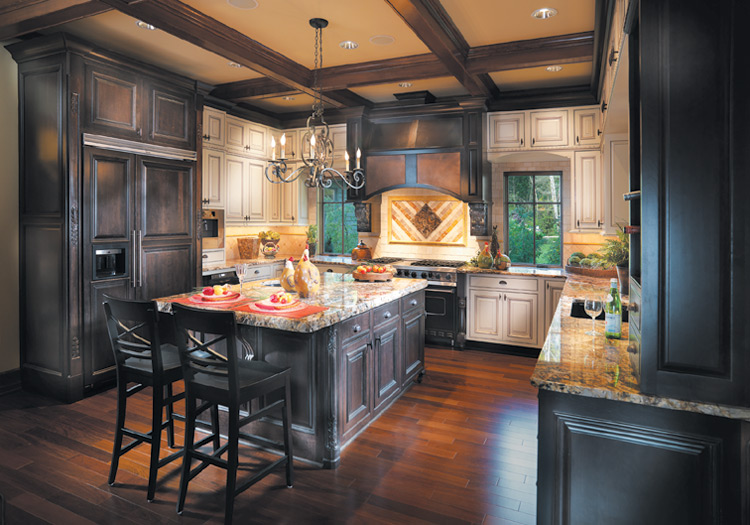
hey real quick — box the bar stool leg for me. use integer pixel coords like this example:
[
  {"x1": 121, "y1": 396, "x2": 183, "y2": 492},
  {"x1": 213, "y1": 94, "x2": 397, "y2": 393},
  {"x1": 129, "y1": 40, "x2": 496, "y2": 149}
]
[
  {"x1": 177, "y1": 396, "x2": 196, "y2": 515},
  {"x1": 108, "y1": 374, "x2": 128, "y2": 486},
  {"x1": 147, "y1": 383, "x2": 164, "y2": 502},
  {"x1": 165, "y1": 383, "x2": 176, "y2": 448},
  {"x1": 210, "y1": 403, "x2": 221, "y2": 452},
  {"x1": 282, "y1": 377, "x2": 294, "y2": 488},
  {"x1": 224, "y1": 408, "x2": 239, "y2": 525}
]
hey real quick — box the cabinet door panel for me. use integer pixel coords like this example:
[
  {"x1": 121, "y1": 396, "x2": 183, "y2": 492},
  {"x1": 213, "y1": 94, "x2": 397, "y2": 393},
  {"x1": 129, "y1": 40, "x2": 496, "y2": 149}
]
[
  {"x1": 225, "y1": 116, "x2": 246, "y2": 152},
  {"x1": 137, "y1": 157, "x2": 194, "y2": 239},
  {"x1": 202, "y1": 148, "x2": 225, "y2": 208},
  {"x1": 85, "y1": 148, "x2": 133, "y2": 241},
  {"x1": 488, "y1": 112, "x2": 525, "y2": 149},
  {"x1": 340, "y1": 336, "x2": 371, "y2": 440},
  {"x1": 203, "y1": 107, "x2": 225, "y2": 146},
  {"x1": 503, "y1": 291, "x2": 538, "y2": 346},
  {"x1": 281, "y1": 177, "x2": 298, "y2": 223},
  {"x1": 530, "y1": 110, "x2": 568, "y2": 147},
  {"x1": 148, "y1": 83, "x2": 193, "y2": 149},
  {"x1": 468, "y1": 289, "x2": 501, "y2": 342},
  {"x1": 225, "y1": 155, "x2": 246, "y2": 221},
  {"x1": 85, "y1": 64, "x2": 141, "y2": 139},
  {"x1": 85, "y1": 279, "x2": 132, "y2": 385},
  {"x1": 373, "y1": 320, "x2": 400, "y2": 412},
  {"x1": 574, "y1": 109, "x2": 600, "y2": 146},
  {"x1": 267, "y1": 179, "x2": 281, "y2": 223},
  {"x1": 246, "y1": 123, "x2": 266, "y2": 157},
  {"x1": 574, "y1": 151, "x2": 602, "y2": 230},
  {"x1": 138, "y1": 242, "x2": 194, "y2": 300},
  {"x1": 544, "y1": 280, "x2": 565, "y2": 334},
  {"x1": 402, "y1": 307, "x2": 424, "y2": 383},
  {"x1": 246, "y1": 158, "x2": 266, "y2": 222}
]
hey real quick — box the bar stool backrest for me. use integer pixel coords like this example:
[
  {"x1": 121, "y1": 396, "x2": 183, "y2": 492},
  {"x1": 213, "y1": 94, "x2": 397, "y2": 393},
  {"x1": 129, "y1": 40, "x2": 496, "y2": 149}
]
[
  {"x1": 103, "y1": 296, "x2": 164, "y2": 373},
  {"x1": 171, "y1": 303, "x2": 242, "y2": 403}
]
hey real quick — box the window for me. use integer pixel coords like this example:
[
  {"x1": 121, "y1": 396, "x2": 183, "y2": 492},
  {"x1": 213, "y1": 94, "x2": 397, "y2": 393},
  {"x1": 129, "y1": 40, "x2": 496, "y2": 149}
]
[
  {"x1": 321, "y1": 182, "x2": 358, "y2": 255},
  {"x1": 505, "y1": 171, "x2": 562, "y2": 266}
]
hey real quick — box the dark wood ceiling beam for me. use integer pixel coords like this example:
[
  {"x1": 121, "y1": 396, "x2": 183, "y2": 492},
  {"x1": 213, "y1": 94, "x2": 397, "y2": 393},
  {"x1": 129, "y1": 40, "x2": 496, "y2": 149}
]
[
  {"x1": 319, "y1": 53, "x2": 447, "y2": 90},
  {"x1": 0, "y1": 0, "x2": 111, "y2": 41},
  {"x1": 383, "y1": 0, "x2": 493, "y2": 98},
  {"x1": 211, "y1": 78, "x2": 292, "y2": 100},
  {"x1": 99, "y1": 0, "x2": 364, "y2": 108}
]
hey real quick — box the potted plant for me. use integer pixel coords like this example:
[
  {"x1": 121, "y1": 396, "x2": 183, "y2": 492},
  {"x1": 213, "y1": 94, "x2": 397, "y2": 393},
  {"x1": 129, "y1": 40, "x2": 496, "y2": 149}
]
[
  {"x1": 306, "y1": 224, "x2": 318, "y2": 256},
  {"x1": 599, "y1": 225, "x2": 630, "y2": 294}
]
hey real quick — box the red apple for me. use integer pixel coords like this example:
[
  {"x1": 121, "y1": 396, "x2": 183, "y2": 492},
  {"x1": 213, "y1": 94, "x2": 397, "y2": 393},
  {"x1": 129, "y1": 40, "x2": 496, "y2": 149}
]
[{"x1": 202, "y1": 287, "x2": 214, "y2": 295}]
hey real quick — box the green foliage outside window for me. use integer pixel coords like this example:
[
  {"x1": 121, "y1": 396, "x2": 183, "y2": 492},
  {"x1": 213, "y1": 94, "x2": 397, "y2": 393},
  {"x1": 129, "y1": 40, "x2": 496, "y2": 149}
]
[
  {"x1": 506, "y1": 173, "x2": 562, "y2": 266},
  {"x1": 321, "y1": 182, "x2": 358, "y2": 255}
]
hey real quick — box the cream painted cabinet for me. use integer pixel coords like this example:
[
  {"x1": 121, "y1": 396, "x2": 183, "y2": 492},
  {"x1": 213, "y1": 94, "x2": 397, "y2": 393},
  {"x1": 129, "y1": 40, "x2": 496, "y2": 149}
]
[
  {"x1": 202, "y1": 148, "x2": 225, "y2": 208},
  {"x1": 488, "y1": 112, "x2": 525, "y2": 149},
  {"x1": 467, "y1": 275, "x2": 541, "y2": 348},
  {"x1": 202, "y1": 107, "x2": 225, "y2": 147},
  {"x1": 225, "y1": 154, "x2": 266, "y2": 223},
  {"x1": 573, "y1": 150, "x2": 603, "y2": 231},
  {"x1": 574, "y1": 108, "x2": 600, "y2": 147},
  {"x1": 603, "y1": 134, "x2": 630, "y2": 233},
  {"x1": 544, "y1": 279, "x2": 565, "y2": 335},
  {"x1": 226, "y1": 115, "x2": 266, "y2": 156},
  {"x1": 268, "y1": 128, "x2": 298, "y2": 161},
  {"x1": 530, "y1": 110, "x2": 568, "y2": 148}
]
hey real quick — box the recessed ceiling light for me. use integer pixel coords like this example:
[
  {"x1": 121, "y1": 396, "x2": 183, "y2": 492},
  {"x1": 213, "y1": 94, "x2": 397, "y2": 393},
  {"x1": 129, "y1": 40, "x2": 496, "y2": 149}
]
[
  {"x1": 370, "y1": 35, "x2": 395, "y2": 46},
  {"x1": 227, "y1": 0, "x2": 258, "y2": 9},
  {"x1": 135, "y1": 20, "x2": 156, "y2": 31},
  {"x1": 282, "y1": 96, "x2": 296, "y2": 101},
  {"x1": 531, "y1": 7, "x2": 558, "y2": 19},
  {"x1": 339, "y1": 40, "x2": 359, "y2": 50},
  {"x1": 398, "y1": 82, "x2": 413, "y2": 88},
  {"x1": 546, "y1": 65, "x2": 563, "y2": 72},
  {"x1": 228, "y1": 61, "x2": 242, "y2": 68}
]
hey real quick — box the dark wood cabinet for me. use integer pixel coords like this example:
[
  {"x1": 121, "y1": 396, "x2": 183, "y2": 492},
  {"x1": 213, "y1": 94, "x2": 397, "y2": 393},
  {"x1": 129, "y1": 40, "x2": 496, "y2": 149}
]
[
  {"x1": 8, "y1": 33, "x2": 200, "y2": 401},
  {"x1": 372, "y1": 319, "x2": 400, "y2": 412},
  {"x1": 402, "y1": 303, "x2": 425, "y2": 384},
  {"x1": 340, "y1": 331, "x2": 371, "y2": 441},
  {"x1": 638, "y1": 0, "x2": 750, "y2": 407}
]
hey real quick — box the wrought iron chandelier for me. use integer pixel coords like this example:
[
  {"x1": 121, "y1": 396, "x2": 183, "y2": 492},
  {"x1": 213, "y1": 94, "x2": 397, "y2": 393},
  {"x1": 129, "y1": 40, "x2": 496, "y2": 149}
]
[{"x1": 265, "y1": 18, "x2": 365, "y2": 190}]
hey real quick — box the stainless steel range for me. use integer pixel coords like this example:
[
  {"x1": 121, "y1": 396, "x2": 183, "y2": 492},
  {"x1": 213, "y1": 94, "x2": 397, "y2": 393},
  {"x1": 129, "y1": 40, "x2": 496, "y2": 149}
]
[{"x1": 393, "y1": 259, "x2": 462, "y2": 347}]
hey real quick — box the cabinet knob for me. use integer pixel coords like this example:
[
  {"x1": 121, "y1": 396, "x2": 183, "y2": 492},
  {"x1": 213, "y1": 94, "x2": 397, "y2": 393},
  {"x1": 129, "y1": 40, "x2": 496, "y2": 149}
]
[
  {"x1": 629, "y1": 304, "x2": 639, "y2": 314},
  {"x1": 353, "y1": 324, "x2": 361, "y2": 333},
  {"x1": 609, "y1": 48, "x2": 619, "y2": 66},
  {"x1": 598, "y1": 220, "x2": 603, "y2": 228},
  {"x1": 531, "y1": 137, "x2": 535, "y2": 146},
  {"x1": 202, "y1": 254, "x2": 208, "y2": 259},
  {"x1": 576, "y1": 135, "x2": 580, "y2": 144},
  {"x1": 326, "y1": 269, "x2": 333, "y2": 272},
  {"x1": 597, "y1": 129, "x2": 602, "y2": 136},
  {"x1": 203, "y1": 134, "x2": 210, "y2": 140},
  {"x1": 410, "y1": 299, "x2": 418, "y2": 306},
  {"x1": 577, "y1": 219, "x2": 580, "y2": 228},
  {"x1": 254, "y1": 269, "x2": 260, "y2": 274},
  {"x1": 520, "y1": 138, "x2": 524, "y2": 146},
  {"x1": 384, "y1": 311, "x2": 392, "y2": 319},
  {"x1": 136, "y1": 127, "x2": 142, "y2": 137}
]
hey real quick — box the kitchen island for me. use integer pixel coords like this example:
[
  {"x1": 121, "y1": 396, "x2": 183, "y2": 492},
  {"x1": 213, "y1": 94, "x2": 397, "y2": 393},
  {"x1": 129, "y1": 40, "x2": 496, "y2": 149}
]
[
  {"x1": 532, "y1": 274, "x2": 750, "y2": 523},
  {"x1": 156, "y1": 273, "x2": 427, "y2": 468}
]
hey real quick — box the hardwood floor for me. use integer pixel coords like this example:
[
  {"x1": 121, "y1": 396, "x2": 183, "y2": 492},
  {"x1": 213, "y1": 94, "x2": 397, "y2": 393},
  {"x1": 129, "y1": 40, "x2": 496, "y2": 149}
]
[{"x1": 0, "y1": 347, "x2": 539, "y2": 524}]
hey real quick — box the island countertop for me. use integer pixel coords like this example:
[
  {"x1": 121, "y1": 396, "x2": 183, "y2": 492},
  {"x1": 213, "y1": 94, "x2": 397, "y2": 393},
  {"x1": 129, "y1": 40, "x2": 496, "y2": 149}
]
[
  {"x1": 531, "y1": 274, "x2": 750, "y2": 421},
  {"x1": 458, "y1": 265, "x2": 567, "y2": 279},
  {"x1": 156, "y1": 272, "x2": 427, "y2": 334}
]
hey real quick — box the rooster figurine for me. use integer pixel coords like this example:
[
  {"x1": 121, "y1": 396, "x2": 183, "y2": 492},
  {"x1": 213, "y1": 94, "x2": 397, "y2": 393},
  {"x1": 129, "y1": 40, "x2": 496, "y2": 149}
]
[
  {"x1": 280, "y1": 257, "x2": 296, "y2": 292},
  {"x1": 294, "y1": 246, "x2": 320, "y2": 298}
]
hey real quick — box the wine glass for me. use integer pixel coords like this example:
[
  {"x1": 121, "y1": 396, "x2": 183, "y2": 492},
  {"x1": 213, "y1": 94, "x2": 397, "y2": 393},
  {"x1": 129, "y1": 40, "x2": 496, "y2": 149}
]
[
  {"x1": 584, "y1": 295, "x2": 604, "y2": 336},
  {"x1": 235, "y1": 263, "x2": 247, "y2": 292}
]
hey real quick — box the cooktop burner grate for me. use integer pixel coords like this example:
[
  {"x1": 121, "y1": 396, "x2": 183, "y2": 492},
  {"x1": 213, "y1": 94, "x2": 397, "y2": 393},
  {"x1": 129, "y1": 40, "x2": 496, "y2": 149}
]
[
  {"x1": 410, "y1": 259, "x2": 464, "y2": 268},
  {"x1": 368, "y1": 257, "x2": 403, "y2": 264}
]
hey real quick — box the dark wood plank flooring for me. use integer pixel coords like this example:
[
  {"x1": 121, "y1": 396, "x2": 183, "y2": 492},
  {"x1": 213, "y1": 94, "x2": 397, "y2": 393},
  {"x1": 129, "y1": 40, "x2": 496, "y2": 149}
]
[{"x1": 0, "y1": 347, "x2": 539, "y2": 524}]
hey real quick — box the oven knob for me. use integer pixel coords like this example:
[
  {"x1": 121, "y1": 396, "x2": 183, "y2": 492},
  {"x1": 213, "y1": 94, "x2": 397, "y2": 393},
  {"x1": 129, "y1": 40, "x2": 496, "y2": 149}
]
[
  {"x1": 420, "y1": 272, "x2": 427, "y2": 279},
  {"x1": 410, "y1": 272, "x2": 417, "y2": 278},
  {"x1": 445, "y1": 274, "x2": 454, "y2": 281},
  {"x1": 427, "y1": 272, "x2": 434, "y2": 279}
]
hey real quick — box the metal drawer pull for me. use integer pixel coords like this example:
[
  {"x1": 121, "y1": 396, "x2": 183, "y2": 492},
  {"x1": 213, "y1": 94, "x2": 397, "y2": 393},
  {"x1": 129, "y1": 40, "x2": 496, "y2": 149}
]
[
  {"x1": 202, "y1": 254, "x2": 208, "y2": 259},
  {"x1": 254, "y1": 269, "x2": 260, "y2": 274},
  {"x1": 353, "y1": 324, "x2": 361, "y2": 333},
  {"x1": 410, "y1": 299, "x2": 418, "y2": 306},
  {"x1": 384, "y1": 312, "x2": 392, "y2": 319},
  {"x1": 498, "y1": 280, "x2": 507, "y2": 285}
]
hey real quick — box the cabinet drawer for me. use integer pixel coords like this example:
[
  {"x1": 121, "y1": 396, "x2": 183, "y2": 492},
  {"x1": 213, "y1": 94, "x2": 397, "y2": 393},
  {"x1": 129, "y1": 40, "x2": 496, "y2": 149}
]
[
  {"x1": 373, "y1": 302, "x2": 400, "y2": 329},
  {"x1": 246, "y1": 264, "x2": 274, "y2": 281},
  {"x1": 470, "y1": 275, "x2": 539, "y2": 292},
  {"x1": 401, "y1": 290, "x2": 425, "y2": 314},
  {"x1": 340, "y1": 312, "x2": 371, "y2": 345},
  {"x1": 202, "y1": 249, "x2": 225, "y2": 265}
]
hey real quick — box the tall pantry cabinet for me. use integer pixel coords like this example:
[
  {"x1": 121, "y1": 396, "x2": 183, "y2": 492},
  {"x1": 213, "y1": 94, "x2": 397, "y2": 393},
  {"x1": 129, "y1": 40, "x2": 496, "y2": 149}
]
[{"x1": 8, "y1": 33, "x2": 202, "y2": 402}]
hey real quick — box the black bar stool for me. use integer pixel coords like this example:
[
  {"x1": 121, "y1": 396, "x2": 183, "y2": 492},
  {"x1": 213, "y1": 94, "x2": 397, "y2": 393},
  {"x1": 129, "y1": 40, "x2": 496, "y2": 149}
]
[
  {"x1": 103, "y1": 295, "x2": 219, "y2": 502},
  {"x1": 171, "y1": 303, "x2": 293, "y2": 524}
]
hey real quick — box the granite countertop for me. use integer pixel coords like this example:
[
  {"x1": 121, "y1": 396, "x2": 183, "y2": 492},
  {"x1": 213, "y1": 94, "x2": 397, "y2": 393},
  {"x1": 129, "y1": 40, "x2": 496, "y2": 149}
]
[
  {"x1": 531, "y1": 274, "x2": 750, "y2": 421},
  {"x1": 203, "y1": 255, "x2": 359, "y2": 274},
  {"x1": 459, "y1": 265, "x2": 567, "y2": 279},
  {"x1": 156, "y1": 272, "x2": 427, "y2": 333}
]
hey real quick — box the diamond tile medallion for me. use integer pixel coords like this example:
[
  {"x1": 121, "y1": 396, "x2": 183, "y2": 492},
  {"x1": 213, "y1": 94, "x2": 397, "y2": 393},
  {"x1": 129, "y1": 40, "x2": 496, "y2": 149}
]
[{"x1": 388, "y1": 196, "x2": 466, "y2": 245}]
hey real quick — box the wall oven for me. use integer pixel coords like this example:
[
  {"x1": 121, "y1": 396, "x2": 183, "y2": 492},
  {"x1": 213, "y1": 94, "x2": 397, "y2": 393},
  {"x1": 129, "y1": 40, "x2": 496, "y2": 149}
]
[{"x1": 201, "y1": 209, "x2": 224, "y2": 250}]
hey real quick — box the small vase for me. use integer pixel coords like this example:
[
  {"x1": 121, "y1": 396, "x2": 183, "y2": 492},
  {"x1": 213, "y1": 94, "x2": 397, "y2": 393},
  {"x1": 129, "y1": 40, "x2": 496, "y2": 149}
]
[{"x1": 616, "y1": 264, "x2": 629, "y2": 295}]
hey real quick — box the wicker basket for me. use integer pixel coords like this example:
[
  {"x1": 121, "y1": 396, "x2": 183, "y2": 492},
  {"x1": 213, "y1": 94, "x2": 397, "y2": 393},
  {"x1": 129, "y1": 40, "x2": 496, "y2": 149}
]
[{"x1": 237, "y1": 237, "x2": 260, "y2": 259}]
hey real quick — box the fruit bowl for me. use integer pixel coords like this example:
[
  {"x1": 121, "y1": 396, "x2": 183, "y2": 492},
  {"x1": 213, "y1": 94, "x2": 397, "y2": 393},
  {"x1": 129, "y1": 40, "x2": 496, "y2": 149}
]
[{"x1": 352, "y1": 264, "x2": 394, "y2": 282}]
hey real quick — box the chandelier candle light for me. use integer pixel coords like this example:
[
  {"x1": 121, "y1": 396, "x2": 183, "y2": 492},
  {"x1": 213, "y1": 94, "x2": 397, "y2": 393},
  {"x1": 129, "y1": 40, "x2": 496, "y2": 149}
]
[{"x1": 266, "y1": 18, "x2": 365, "y2": 190}]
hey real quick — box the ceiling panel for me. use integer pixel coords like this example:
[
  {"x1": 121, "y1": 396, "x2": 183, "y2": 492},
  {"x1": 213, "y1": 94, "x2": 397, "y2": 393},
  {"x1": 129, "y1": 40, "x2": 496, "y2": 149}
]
[
  {"x1": 45, "y1": 11, "x2": 261, "y2": 84},
  {"x1": 248, "y1": 93, "x2": 317, "y2": 113},
  {"x1": 440, "y1": 0, "x2": 596, "y2": 47},
  {"x1": 181, "y1": 0, "x2": 430, "y2": 69},
  {"x1": 491, "y1": 62, "x2": 592, "y2": 91},
  {"x1": 350, "y1": 76, "x2": 469, "y2": 104}
]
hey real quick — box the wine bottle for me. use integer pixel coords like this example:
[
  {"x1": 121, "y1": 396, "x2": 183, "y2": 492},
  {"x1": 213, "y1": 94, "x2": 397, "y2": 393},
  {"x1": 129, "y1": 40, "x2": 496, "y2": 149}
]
[{"x1": 604, "y1": 278, "x2": 622, "y2": 339}]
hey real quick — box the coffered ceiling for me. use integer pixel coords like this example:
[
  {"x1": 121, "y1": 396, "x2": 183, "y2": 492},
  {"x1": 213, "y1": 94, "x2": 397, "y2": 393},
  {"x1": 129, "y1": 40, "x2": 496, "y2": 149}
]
[{"x1": 1, "y1": 0, "x2": 605, "y2": 119}]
